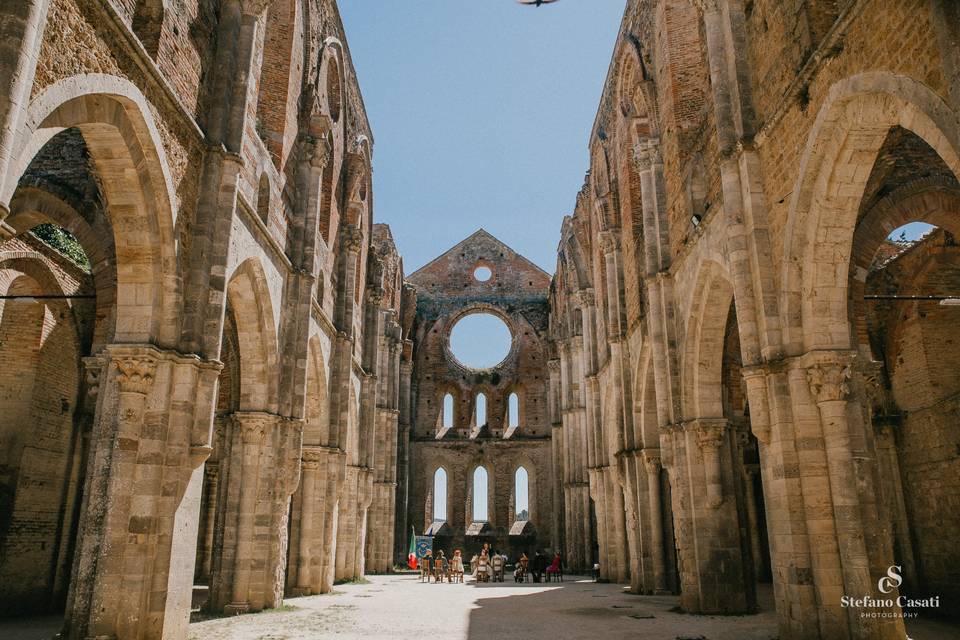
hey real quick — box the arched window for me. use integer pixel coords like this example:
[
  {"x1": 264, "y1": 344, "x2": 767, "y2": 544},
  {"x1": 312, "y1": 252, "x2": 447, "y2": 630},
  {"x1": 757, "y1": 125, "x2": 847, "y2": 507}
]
[
  {"x1": 475, "y1": 392, "x2": 487, "y2": 427},
  {"x1": 443, "y1": 393, "x2": 454, "y2": 429},
  {"x1": 257, "y1": 174, "x2": 270, "y2": 224},
  {"x1": 132, "y1": 0, "x2": 164, "y2": 58},
  {"x1": 433, "y1": 468, "x2": 447, "y2": 521},
  {"x1": 515, "y1": 466, "x2": 529, "y2": 520},
  {"x1": 508, "y1": 392, "x2": 520, "y2": 428},
  {"x1": 473, "y1": 466, "x2": 489, "y2": 521}
]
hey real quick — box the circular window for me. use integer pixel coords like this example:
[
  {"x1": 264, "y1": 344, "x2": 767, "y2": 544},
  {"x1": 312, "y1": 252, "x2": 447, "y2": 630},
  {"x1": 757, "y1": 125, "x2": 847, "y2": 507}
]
[
  {"x1": 473, "y1": 266, "x2": 492, "y2": 282},
  {"x1": 326, "y1": 60, "x2": 342, "y2": 123},
  {"x1": 449, "y1": 312, "x2": 512, "y2": 369}
]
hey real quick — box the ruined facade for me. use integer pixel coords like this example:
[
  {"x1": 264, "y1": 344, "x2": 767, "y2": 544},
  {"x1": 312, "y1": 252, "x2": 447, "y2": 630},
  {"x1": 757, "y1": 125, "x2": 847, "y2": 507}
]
[
  {"x1": 397, "y1": 231, "x2": 556, "y2": 561},
  {"x1": 1, "y1": 0, "x2": 959, "y2": 639},
  {"x1": 549, "y1": 0, "x2": 960, "y2": 638},
  {"x1": 0, "y1": 0, "x2": 405, "y2": 637}
]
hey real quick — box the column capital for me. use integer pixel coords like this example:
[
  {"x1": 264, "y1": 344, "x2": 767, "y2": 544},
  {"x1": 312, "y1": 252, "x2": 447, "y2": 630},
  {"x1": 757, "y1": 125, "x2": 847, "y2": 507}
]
[
  {"x1": 632, "y1": 137, "x2": 662, "y2": 172},
  {"x1": 571, "y1": 288, "x2": 596, "y2": 308},
  {"x1": 687, "y1": 418, "x2": 728, "y2": 451},
  {"x1": 598, "y1": 229, "x2": 620, "y2": 256},
  {"x1": 806, "y1": 361, "x2": 852, "y2": 404},
  {"x1": 302, "y1": 446, "x2": 324, "y2": 470},
  {"x1": 340, "y1": 223, "x2": 364, "y2": 254},
  {"x1": 642, "y1": 450, "x2": 662, "y2": 476},
  {"x1": 112, "y1": 353, "x2": 157, "y2": 395},
  {"x1": 232, "y1": 411, "x2": 278, "y2": 443},
  {"x1": 366, "y1": 285, "x2": 385, "y2": 306},
  {"x1": 82, "y1": 355, "x2": 106, "y2": 399}
]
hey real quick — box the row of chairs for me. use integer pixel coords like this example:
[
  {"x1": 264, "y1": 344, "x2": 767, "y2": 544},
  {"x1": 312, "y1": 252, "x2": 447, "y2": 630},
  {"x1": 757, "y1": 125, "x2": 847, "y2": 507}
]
[
  {"x1": 420, "y1": 558, "x2": 464, "y2": 583},
  {"x1": 474, "y1": 554, "x2": 505, "y2": 582}
]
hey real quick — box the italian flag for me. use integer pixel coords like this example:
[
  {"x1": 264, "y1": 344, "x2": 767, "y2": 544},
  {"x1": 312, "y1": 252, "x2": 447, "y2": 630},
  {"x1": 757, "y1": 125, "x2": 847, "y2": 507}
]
[{"x1": 407, "y1": 527, "x2": 417, "y2": 569}]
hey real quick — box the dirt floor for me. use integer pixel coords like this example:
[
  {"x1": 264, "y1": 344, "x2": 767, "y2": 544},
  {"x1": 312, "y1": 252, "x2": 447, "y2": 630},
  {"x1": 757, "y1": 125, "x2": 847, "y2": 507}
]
[
  {"x1": 189, "y1": 574, "x2": 781, "y2": 640},
  {"x1": 1, "y1": 575, "x2": 957, "y2": 639},
  {"x1": 184, "y1": 574, "x2": 960, "y2": 640}
]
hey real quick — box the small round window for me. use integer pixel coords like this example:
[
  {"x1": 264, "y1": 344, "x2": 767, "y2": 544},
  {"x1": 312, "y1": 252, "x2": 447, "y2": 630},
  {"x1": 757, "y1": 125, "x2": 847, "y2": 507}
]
[
  {"x1": 449, "y1": 312, "x2": 512, "y2": 369},
  {"x1": 474, "y1": 266, "x2": 492, "y2": 282}
]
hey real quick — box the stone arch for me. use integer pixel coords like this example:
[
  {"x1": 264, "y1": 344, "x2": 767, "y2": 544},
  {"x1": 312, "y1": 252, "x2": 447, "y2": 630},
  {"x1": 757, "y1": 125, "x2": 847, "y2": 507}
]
[
  {"x1": 429, "y1": 465, "x2": 450, "y2": 523},
  {"x1": 780, "y1": 72, "x2": 960, "y2": 354},
  {"x1": 303, "y1": 336, "x2": 330, "y2": 446},
  {"x1": 613, "y1": 40, "x2": 658, "y2": 138},
  {"x1": 848, "y1": 180, "x2": 960, "y2": 355},
  {"x1": 510, "y1": 455, "x2": 538, "y2": 524},
  {"x1": 6, "y1": 75, "x2": 181, "y2": 347},
  {"x1": 7, "y1": 183, "x2": 116, "y2": 352},
  {"x1": 466, "y1": 461, "x2": 494, "y2": 525},
  {"x1": 681, "y1": 260, "x2": 736, "y2": 419},
  {"x1": 132, "y1": 0, "x2": 166, "y2": 58},
  {"x1": 437, "y1": 387, "x2": 457, "y2": 431},
  {"x1": 0, "y1": 258, "x2": 83, "y2": 615},
  {"x1": 318, "y1": 42, "x2": 347, "y2": 246},
  {"x1": 225, "y1": 258, "x2": 280, "y2": 413},
  {"x1": 256, "y1": 0, "x2": 304, "y2": 167},
  {"x1": 505, "y1": 387, "x2": 521, "y2": 429},
  {"x1": 633, "y1": 347, "x2": 659, "y2": 449},
  {"x1": 257, "y1": 173, "x2": 272, "y2": 225}
]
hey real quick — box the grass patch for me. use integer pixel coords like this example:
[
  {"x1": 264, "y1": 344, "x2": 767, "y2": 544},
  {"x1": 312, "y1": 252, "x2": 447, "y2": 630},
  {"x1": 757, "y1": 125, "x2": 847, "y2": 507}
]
[{"x1": 334, "y1": 576, "x2": 370, "y2": 586}]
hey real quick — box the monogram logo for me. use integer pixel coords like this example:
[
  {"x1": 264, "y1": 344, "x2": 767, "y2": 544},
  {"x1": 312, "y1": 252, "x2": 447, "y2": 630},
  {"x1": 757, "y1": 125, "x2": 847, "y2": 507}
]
[{"x1": 878, "y1": 565, "x2": 903, "y2": 594}]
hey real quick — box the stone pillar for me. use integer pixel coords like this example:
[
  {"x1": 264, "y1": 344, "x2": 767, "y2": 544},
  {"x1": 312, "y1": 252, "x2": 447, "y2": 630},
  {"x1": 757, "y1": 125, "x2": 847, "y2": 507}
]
[
  {"x1": 0, "y1": 0, "x2": 51, "y2": 228},
  {"x1": 182, "y1": 1, "x2": 265, "y2": 356},
  {"x1": 873, "y1": 422, "x2": 917, "y2": 590},
  {"x1": 320, "y1": 450, "x2": 346, "y2": 592},
  {"x1": 211, "y1": 412, "x2": 302, "y2": 614},
  {"x1": 643, "y1": 450, "x2": 669, "y2": 594},
  {"x1": 198, "y1": 464, "x2": 220, "y2": 580},
  {"x1": 805, "y1": 356, "x2": 903, "y2": 639},
  {"x1": 677, "y1": 418, "x2": 753, "y2": 614},
  {"x1": 392, "y1": 356, "x2": 412, "y2": 566},
  {"x1": 65, "y1": 346, "x2": 219, "y2": 640},
  {"x1": 292, "y1": 448, "x2": 322, "y2": 596},
  {"x1": 743, "y1": 464, "x2": 764, "y2": 583}
]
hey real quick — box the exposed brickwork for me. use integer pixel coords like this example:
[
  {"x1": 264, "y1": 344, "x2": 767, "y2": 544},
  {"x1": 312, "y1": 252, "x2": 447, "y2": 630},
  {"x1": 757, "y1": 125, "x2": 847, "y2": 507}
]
[
  {"x1": 402, "y1": 231, "x2": 556, "y2": 557},
  {"x1": 551, "y1": 0, "x2": 960, "y2": 636}
]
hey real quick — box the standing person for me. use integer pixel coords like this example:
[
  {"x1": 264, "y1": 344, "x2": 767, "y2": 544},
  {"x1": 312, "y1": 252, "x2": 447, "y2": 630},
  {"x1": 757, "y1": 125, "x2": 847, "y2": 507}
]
[
  {"x1": 451, "y1": 549, "x2": 464, "y2": 582},
  {"x1": 531, "y1": 550, "x2": 543, "y2": 582}
]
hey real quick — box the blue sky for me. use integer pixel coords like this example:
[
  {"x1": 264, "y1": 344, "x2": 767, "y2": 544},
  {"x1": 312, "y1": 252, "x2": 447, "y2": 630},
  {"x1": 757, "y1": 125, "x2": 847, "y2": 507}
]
[{"x1": 339, "y1": 0, "x2": 628, "y2": 274}]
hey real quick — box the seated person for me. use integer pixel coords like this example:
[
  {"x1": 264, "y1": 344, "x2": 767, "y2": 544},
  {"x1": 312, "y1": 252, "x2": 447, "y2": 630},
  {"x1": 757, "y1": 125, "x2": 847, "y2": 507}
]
[
  {"x1": 450, "y1": 549, "x2": 464, "y2": 581},
  {"x1": 545, "y1": 552, "x2": 562, "y2": 581}
]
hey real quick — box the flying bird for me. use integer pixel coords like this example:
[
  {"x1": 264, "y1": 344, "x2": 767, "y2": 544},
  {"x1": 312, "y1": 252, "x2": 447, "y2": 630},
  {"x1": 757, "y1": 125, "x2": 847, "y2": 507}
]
[{"x1": 517, "y1": 0, "x2": 558, "y2": 6}]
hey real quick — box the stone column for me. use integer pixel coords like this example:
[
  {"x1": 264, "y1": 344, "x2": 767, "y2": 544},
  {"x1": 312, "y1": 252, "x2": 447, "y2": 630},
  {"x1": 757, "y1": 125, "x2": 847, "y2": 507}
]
[
  {"x1": 696, "y1": 421, "x2": 726, "y2": 509},
  {"x1": 199, "y1": 464, "x2": 220, "y2": 580},
  {"x1": 805, "y1": 356, "x2": 903, "y2": 639},
  {"x1": 0, "y1": 0, "x2": 51, "y2": 228},
  {"x1": 212, "y1": 412, "x2": 302, "y2": 614},
  {"x1": 182, "y1": 0, "x2": 265, "y2": 356},
  {"x1": 679, "y1": 417, "x2": 752, "y2": 614},
  {"x1": 873, "y1": 422, "x2": 917, "y2": 590},
  {"x1": 643, "y1": 451, "x2": 669, "y2": 594},
  {"x1": 743, "y1": 464, "x2": 764, "y2": 583},
  {"x1": 292, "y1": 448, "x2": 322, "y2": 596},
  {"x1": 393, "y1": 356, "x2": 412, "y2": 566},
  {"x1": 66, "y1": 346, "x2": 219, "y2": 640}
]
